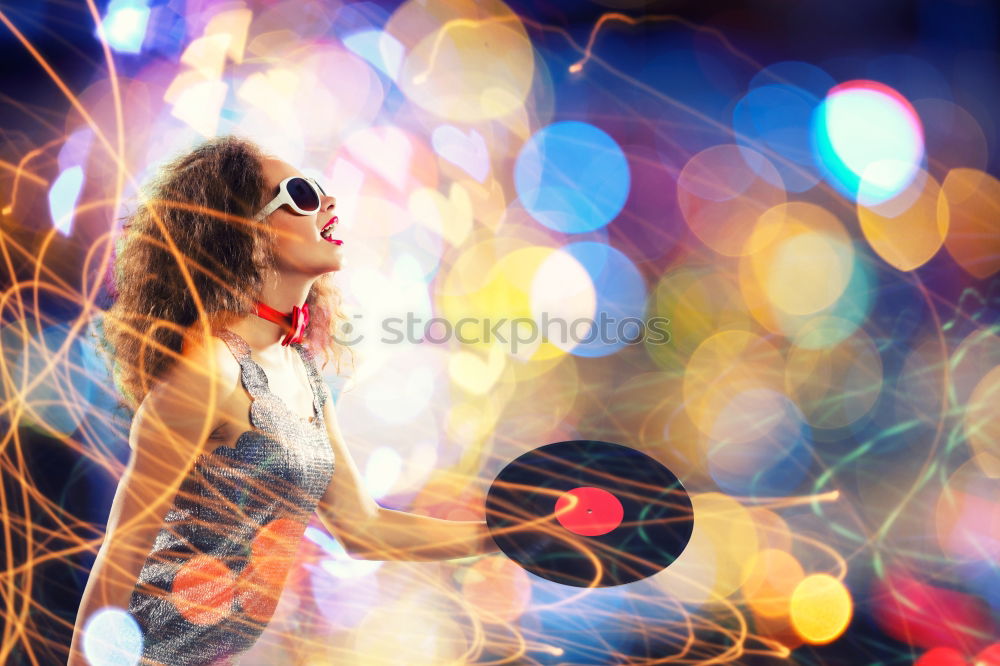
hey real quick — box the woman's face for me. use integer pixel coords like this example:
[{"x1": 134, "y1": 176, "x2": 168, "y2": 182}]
[{"x1": 259, "y1": 157, "x2": 342, "y2": 276}]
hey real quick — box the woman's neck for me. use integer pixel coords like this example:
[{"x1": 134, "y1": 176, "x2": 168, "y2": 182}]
[{"x1": 225, "y1": 274, "x2": 315, "y2": 356}]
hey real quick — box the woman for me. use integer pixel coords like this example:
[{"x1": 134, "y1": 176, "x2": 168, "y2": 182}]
[{"x1": 69, "y1": 135, "x2": 500, "y2": 666}]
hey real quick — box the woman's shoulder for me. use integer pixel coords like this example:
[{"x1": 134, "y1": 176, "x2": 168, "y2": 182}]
[
  {"x1": 146, "y1": 328, "x2": 243, "y2": 407},
  {"x1": 129, "y1": 331, "x2": 243, "y2": 454}
]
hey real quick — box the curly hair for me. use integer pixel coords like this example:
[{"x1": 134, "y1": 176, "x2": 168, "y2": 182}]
[{"x1": 99, "y1": 134, "x2": 354, "y2": 413}]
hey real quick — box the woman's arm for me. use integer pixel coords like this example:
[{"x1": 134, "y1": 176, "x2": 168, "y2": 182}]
[
  {"x1": 68, "y1": 337, "x2": 240, "y2": 665},
  {"x1": 313, "y1": 384, "x2": 501, "y2": 561},
  {"x1": 343, "y1": 506, "x2": 500, "y2": 561}
]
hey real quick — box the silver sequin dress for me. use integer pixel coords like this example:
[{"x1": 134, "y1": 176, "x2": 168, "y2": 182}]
[{"x1": 127, "y1": 329, "x2": 336, "y2": 666}]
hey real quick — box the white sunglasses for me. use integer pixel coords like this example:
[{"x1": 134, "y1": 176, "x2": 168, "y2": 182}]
[{"x1": 254, "y1": 176, "x2": 330, "y2": 220}]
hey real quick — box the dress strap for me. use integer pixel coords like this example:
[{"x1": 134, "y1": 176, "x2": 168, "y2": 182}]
[
  {"x1": 215, "y1": 329, "x2": 271, "y2": 399},
  {"x1": 291, "y1": 342, "x2": 328, "y2": 416}
]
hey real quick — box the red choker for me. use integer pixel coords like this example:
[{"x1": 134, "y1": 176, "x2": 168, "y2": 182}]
[{"x1": 254, "y1": 300, "x2": 309, "y2": 346}]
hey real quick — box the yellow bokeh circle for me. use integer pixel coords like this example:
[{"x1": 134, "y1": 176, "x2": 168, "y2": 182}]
[
  {"x1": 789, "y1": 574, "x2": 852, "y2": 644},
  {"x1": 388, "y1": 0, "x2": 535, "y2": 122}
]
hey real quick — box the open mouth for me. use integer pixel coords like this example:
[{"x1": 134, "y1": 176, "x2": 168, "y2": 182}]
[{"x1": 320, "y1": 216, "x2": 343, "y2": 245}]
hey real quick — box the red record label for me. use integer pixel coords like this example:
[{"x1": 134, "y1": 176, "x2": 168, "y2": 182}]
[{"x1": 554, "y1": 486, "x2": 624, "y2": 536}]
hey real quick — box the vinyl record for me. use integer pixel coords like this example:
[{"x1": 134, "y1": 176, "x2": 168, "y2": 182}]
[{"x1": 485, "y1": 440, "x2": 693, "y2": 587}]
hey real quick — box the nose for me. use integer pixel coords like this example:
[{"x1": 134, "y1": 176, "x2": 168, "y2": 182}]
[{"x1": 322, "y1": 193, "x2": 336, "y2": 211}]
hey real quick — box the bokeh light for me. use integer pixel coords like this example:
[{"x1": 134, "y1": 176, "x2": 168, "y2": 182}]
[
  {"x1": 812, "y1": 80, "x2": 925, "y2": 204},
  {"x1": 789, "y1": 574, "x2": 852, "y2": 644},
  {"x1": 733, "y1": 83, "x2": 823, "y2": 193},
  {"x1": 390, "y1": 0, "x2": 535, "y2": 123},
  {"x1": 941, "y1": 168, "x2": 1000, "y2": 279},
  {"x1": 676, "y1": 144, "x2": 787, "y2": 256},
  {"x1": 99, "y1": 0, "x2": 151, "y2": 54},
  {"x1": 857, "y1": 167, "x2": 949, "y2": 271},
  {"x1": 3, "y1": 0, "x2": 999, "y2": 663},
  {"x1": 82, "y1": 607, "x2": 144, "y2": 666},
  {"x1": 515, "y1": 121, "x2": 631, "y2": 233}
]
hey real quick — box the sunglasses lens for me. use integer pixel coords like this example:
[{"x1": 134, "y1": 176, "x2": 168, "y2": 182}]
[{"x1": 287, "y1": 177, "x2": 320, "y2": 212}]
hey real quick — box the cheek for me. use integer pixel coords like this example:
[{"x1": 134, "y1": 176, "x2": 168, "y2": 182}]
[
  {"x1": 275, "y1": 236, "x2": 310, "y2": 264},
  {"x1": 270, "y1": 225, "x2": 298, "y2": 262},
  {"x1": 273, "y1": 216, "x2": 314, "y2": 245},
  {"x1": 271, "y1": 225, "x2": 326, "y2": 268}
]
